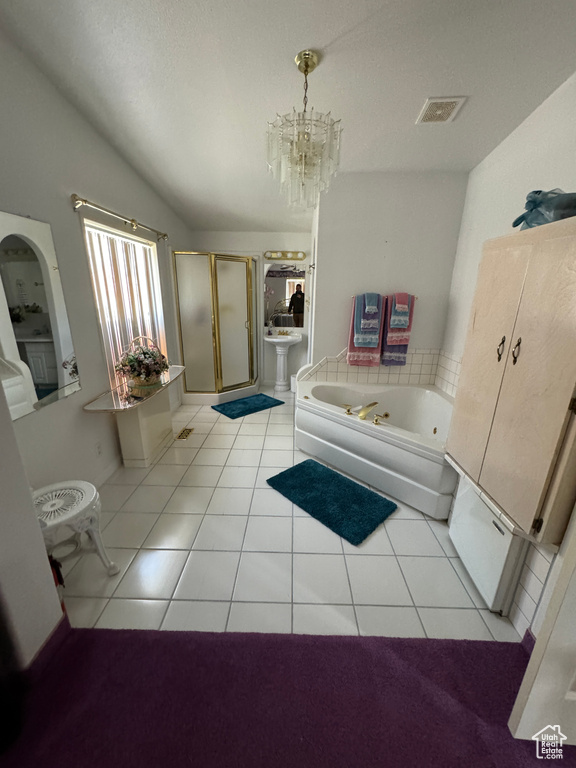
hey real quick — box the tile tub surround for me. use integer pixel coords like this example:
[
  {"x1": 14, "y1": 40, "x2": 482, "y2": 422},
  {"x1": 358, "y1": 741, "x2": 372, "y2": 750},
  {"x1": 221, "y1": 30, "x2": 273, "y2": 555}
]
[
  {"x1": 299, "y1": 347, "x2": 462, "y2": 395},
  {"x1": 300, "y1": 348, "x2": 440, "y2": 386},
  {"x1": 435, "y1": 350, "x2": 462, "y2": 398},
  {"x1": 61, "y1": 390, "x2": 520, "y2": 642}
]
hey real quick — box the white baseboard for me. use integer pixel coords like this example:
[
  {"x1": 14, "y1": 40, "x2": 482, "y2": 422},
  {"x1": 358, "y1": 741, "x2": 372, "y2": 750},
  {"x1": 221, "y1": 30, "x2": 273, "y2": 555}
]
[{"x1": 181, "y1": 383, "x2": 259, "y2": 405}]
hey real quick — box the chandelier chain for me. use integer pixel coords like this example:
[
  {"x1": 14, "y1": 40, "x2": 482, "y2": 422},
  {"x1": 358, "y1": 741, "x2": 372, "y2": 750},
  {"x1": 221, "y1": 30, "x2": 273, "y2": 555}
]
[{"x1": 303, "y1": 64, "x2": 309, "y2": 113}]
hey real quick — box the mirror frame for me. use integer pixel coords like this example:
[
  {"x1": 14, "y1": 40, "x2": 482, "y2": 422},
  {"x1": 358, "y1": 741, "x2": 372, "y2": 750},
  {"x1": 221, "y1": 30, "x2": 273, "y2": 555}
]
[{"x1": 0, "y1": 210, "x2": 80, "y2": 419}]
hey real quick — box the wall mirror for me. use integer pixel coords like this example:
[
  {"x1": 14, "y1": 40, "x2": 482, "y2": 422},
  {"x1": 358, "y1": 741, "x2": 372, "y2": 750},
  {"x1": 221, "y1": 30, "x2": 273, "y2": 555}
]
[
  {"x1": 264, "y1": 262, "x2": 307, "y2": 327},
  {"x1": 0, "y1": 211, "x2": 80, "y2": 420}
]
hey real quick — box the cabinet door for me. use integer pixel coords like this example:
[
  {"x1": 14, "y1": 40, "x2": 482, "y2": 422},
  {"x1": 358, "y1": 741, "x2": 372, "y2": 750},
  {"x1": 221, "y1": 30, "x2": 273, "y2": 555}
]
[
  {"x1": 445, "y1": 240, "x2": 531, "y2": 480},
  {"x1": 27, "y1": 349, "x2": 48, "y2": 383},
  {"x1": 479, "y1": 229, "x2": 576, "y2": 533}
]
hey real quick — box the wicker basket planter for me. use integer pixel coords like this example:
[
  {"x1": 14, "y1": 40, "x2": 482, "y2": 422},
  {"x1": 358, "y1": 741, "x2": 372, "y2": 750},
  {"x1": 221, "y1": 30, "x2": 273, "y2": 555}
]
[
  {"x1": 115, "y1": 336, "x2": 169, "y2": 398},
  {"x1": 129, "y1": 375, "x2": 162, "y2": 398}
]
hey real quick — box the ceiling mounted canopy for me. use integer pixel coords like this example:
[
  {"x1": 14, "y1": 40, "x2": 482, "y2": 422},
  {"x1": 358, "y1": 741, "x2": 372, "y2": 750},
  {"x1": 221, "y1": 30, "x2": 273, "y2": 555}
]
[{"x1": 267, "y1": 50, "x2": 342, "y2": 210}]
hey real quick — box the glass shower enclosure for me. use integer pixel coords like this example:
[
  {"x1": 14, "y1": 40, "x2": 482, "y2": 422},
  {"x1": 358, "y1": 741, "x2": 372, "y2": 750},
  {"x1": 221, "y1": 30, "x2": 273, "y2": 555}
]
[{"x1": 173, "y1": 252, "x2": 257, "y2": 394}]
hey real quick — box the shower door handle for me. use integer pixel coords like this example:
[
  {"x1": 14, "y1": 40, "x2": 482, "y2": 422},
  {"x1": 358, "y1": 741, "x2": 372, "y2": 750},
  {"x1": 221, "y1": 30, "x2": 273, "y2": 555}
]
[
  {"x1": 496, "y1": 336, "x2": 506, "y2": 362},
  {"x1": 512, "y1": 337, "x2": 522, "y2": 365}
]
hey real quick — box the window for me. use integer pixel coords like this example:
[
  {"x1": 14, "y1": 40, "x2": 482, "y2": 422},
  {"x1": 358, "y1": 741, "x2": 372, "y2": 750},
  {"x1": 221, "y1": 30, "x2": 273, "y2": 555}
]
[{"x1": 83, "y1": 221, "x2": 167, "y2": 389}]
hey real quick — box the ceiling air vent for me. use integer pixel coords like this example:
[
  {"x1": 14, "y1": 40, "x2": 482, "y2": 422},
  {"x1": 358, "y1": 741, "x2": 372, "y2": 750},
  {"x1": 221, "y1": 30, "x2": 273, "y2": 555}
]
[{"x1": 416, "y1": 97, "x2": 467, "y2": 124}]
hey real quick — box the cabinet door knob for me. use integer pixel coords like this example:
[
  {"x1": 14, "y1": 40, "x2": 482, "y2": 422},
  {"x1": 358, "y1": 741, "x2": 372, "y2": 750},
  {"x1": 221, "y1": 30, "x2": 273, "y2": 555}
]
[
  {"x1": 496, "y1": 336, "x2": 506, "y2": 362},
  {"x1": 512, "y1": 337, "x2": 522, "y2": 365}
]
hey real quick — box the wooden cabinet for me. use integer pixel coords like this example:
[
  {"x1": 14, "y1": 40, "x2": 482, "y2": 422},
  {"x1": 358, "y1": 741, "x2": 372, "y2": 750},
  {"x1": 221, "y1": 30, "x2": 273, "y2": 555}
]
[{"x1": 446, "y1": 217, "x2": 576, "y2": 545}]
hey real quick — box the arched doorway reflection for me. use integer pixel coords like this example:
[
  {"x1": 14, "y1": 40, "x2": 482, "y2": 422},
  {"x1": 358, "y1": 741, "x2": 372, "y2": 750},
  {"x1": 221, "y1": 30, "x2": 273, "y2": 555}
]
[{"x1": 0, "y1": 235, "x2": 57, "y2": 403}]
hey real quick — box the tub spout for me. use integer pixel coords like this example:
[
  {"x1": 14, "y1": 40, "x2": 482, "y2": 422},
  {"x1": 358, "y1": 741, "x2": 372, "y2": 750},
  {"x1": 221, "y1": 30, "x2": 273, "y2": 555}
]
[{"x1": 358, "y1": 401, "x2": 378, "y2": 420}]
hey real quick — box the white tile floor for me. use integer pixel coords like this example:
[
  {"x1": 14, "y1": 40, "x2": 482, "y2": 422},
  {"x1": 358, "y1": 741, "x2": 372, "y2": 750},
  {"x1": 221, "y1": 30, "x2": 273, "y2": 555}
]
[{"x1": 61, "y1": 388, "x2": 522, "y2": 642}]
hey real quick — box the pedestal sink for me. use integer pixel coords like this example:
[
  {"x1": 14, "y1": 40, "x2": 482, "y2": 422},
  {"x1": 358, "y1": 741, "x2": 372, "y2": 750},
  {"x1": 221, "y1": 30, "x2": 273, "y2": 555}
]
[{"x1": 264, "y1": 332, "x2": 302, "y2": 391}]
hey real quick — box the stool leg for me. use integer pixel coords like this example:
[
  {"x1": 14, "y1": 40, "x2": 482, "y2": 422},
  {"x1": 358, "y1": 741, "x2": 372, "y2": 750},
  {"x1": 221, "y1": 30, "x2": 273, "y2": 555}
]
[{"x1": 85, "y1": 522, "x2": 120, "y2": 576}]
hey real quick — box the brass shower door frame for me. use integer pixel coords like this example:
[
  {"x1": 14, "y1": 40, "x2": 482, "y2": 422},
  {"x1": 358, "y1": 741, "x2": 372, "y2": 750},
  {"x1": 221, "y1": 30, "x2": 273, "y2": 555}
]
[{"x1": 173, "y1": 251, "x2": 255, "y2": 394}]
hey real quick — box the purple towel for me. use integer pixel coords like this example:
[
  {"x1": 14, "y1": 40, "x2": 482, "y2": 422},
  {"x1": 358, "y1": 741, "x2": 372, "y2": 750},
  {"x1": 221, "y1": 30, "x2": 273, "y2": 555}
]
[
  {"x1": 381, "y1": 295, "x2": 408, "y2": 366},
  {"x1": 382, "y1": 346, "x2": 408, "y2": 366}
]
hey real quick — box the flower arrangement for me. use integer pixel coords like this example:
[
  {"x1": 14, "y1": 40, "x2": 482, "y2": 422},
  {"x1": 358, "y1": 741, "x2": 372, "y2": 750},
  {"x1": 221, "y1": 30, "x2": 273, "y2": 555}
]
[
  {"x1": 9, "y1": 303, "x2": 44, "y2": 322},
  {"x1": 62, "y1": 354, "x2": 79, "y2": 380},
  {"x1": 115, "y1": 343, "x2": 169, "y2": 382}
]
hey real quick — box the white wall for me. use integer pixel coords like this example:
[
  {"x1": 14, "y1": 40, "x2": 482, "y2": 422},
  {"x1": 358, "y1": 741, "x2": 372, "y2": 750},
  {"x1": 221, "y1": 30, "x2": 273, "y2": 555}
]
[
  {"x1": 0, "y1": 29, "x2": 198, "y2": 490},
  {"x1": 185, "y1": 232, "x2": 310, "y2": 254},
  {"x1": 0, "y1": 383, "x2": 62, "y2": 667},
  {"x1": 443, "y1": 72, "x2": 576, "y2": 360},
  {"x1": 312, "y1": 172, "x2": 468, "y2": 363}
]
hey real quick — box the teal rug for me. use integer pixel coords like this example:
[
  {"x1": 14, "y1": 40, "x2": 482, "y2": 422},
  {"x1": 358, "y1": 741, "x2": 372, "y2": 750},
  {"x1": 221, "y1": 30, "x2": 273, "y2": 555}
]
[
  {"x1": 267, "y1": 459, "x2": 397, "y2": 545},
  {"x1": 211, "y1": 393, "x2": 284, "y2": 420}
]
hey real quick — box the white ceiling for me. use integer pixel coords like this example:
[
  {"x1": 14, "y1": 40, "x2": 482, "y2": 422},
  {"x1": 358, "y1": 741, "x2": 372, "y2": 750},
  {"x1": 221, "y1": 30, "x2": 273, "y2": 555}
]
[{"x1": 1, "y1": 0, "x2": 576, "y2": 233}]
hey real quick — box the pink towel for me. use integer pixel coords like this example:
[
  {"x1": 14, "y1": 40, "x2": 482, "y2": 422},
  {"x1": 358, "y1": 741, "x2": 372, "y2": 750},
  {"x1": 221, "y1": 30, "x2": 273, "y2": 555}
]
[
  {"x1": 386, "y1": 294, "x2": 415, "y2": 345},
  {"x1": 347, "y1": 297, "x2": 384, "y2": 366},
  {"x1": 394, "y1": 292, "x2": 410, "y2": 312}
]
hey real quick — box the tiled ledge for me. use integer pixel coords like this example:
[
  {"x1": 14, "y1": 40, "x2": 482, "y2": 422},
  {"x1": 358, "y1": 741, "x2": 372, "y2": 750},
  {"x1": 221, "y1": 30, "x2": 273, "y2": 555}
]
[
  {"x1": 300, "y1": 348, "x2": 440, "y2": 387},
  {"x1": 300, "y1": 348, "x2": 462, "y2": 395}
]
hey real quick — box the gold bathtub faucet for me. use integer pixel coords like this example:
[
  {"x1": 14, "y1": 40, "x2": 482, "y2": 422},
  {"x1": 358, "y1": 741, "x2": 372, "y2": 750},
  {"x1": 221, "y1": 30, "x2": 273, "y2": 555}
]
[{"x1": 357, "y1": 402, "x2": 378, "y2": 420}]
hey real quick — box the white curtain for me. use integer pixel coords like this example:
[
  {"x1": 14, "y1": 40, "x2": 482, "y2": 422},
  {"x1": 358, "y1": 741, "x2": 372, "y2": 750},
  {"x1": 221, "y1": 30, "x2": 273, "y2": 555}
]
[{"x1": 84, "y1": 223, "x2": 167, "y2": 389}]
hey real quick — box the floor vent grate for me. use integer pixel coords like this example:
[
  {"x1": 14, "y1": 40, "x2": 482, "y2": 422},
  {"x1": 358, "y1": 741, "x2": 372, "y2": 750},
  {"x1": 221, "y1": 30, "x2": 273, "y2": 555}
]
[{"x1": 176, "y1": 428, "x2": 193, "y2": 440}]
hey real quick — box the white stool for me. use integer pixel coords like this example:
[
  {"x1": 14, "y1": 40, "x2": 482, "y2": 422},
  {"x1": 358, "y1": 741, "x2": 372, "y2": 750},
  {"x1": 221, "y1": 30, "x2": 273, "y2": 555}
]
[{"x1": 33, "y1": 480, "x2": 119, "y2": 576}]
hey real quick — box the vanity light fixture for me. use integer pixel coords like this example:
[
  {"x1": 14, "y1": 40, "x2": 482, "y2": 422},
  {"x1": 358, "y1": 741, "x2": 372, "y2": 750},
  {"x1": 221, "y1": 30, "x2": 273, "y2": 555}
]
[
  {"x1": 264, "y1": 250, "x2": 307, "y2": 261},
  {"x1": 267, "y1": 50, "x2": 342, "y2": 210}
]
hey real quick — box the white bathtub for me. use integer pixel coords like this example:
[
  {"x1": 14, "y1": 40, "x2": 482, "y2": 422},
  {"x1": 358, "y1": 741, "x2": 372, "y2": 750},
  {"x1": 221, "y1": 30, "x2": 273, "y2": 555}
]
[{"x1": 295, "y1": 381, "x2": 458, "y2": 520}]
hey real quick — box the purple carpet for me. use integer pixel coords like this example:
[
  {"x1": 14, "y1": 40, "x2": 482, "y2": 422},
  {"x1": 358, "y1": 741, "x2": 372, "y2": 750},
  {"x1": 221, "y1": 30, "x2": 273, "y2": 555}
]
[{"x1": 2, "y1": 626, "x2": 575, "y2": 768}]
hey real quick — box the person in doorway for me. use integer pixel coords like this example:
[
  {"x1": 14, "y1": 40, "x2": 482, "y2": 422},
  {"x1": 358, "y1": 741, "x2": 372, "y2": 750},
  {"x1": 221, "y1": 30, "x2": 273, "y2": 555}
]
[{"x1": 288, "y1": 283, "x2": 305, "y2": 327}]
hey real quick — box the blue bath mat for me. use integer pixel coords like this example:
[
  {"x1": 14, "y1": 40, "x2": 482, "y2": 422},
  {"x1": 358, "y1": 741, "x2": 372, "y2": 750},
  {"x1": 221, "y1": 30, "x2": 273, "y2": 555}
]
[
  {"x1": 267, "y1": 459, "x2": 397, "y2": 545},
  {"x1": 211, "y1": 393, "x2": 284, "y2": 420}
]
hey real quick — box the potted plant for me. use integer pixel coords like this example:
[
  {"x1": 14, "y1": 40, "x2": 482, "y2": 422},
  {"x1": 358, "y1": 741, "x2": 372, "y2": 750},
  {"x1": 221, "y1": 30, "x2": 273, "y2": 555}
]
[
  {"x1": 115, "y1": 338, "x2": 169, "y2": 397},
  {"x1": 62, "y1": 354, "x2": 79, "y2": 380}
]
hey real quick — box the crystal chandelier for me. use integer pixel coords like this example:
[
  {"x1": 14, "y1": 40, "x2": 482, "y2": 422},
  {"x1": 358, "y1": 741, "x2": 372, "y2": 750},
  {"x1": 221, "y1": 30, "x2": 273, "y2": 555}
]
[{"x1": 267, "y1": 50, "x2": 342, "y2": 209}]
